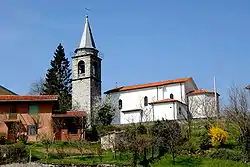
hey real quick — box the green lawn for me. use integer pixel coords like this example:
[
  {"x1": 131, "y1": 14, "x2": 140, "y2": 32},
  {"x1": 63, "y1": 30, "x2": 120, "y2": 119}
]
[{"x1": 151, "y1": 154, "x2": 250, "y2": 167}]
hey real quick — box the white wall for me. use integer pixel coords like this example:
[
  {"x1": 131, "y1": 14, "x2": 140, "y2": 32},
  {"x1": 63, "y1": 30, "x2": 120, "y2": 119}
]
[
  {"x1": 108, "y1": 82, "x2": 191, "y2": 124},
  {"x1": 153, "y1": 103, "x2": 175, "y2": 120},
  {"x1": 188, "y1": 93, "x2": 219, "y2": 119}
]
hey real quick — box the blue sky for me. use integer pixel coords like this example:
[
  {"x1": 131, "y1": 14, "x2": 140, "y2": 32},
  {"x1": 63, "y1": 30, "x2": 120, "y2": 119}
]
[{"x1": 0, "y1": 0, "x2": 250, "y2": 104}]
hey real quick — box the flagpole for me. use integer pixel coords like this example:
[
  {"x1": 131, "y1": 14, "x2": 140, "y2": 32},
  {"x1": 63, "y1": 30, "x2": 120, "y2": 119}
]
[{"x1": 213, "y1": 76, "x2": 218, "y2": 118}]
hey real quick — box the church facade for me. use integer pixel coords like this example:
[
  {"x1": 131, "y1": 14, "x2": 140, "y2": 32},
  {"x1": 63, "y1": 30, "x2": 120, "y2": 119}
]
[
  {"x1": 71, "y1": 16, "x2": 220, "y2": 125},
  {"x1": 105, "y1": 77, "x2": 219, "y2": 124}
]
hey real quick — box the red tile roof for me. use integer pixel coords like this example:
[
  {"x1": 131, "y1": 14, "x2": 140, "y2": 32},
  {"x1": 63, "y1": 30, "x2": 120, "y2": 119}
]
[
  {"x1": 105, "y1": 77, "x2": 193, "y2": 94},
  {"x1": 187, "y1": 90, "x2": 220, "y2": 96},
  {"x1": 0, "y1": 95, "x2": 58, "y2": 102},
  {"x1": 149, "y1": 98, "x2": 186, "y2": 105},
  {"x1": 52, "y1": 111, "x2": 87, "y2": 118}
]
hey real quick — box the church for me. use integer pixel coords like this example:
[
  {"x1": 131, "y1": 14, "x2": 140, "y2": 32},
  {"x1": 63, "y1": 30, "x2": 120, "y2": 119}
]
[{"x1": 72, "y1": 16, "x2": 220, "y2": 125}]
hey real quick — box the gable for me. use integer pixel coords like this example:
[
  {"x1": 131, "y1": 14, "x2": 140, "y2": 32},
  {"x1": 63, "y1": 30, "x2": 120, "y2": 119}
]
[{"x1": 0, "y1": 85, "x2": 17, "y2": 95}]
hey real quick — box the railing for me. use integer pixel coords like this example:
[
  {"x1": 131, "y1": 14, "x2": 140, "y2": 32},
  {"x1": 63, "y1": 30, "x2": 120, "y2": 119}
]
[{"x1": 0, "y1": 113, "x2": 18, "y2": 121}]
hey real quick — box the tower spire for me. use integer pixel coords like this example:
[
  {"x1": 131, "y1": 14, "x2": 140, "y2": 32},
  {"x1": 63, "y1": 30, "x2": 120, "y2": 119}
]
[{"x1": 78, "y1": 15, "x2": 96, "y2": 49}]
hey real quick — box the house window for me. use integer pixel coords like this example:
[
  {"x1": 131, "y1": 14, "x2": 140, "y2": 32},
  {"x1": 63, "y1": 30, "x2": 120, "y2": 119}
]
[
  {"x1": 29, "y1": 104, "x2": 39, "y2": 115},
  {"x1": 144, "y1": 96, "x2": 148, "y2": 106},
  {"x1": 78, "y1": 61, "x2": 85, "y2": 75},
  {"x1": 118, "y1": 99, "x2": 122, "y2": 110},
  {"x1": 27, "y1": 125, "x2": 37, "y2": 136},
  {"x1": 170, "y1": 93, "x2": 174, "y2": 99}
]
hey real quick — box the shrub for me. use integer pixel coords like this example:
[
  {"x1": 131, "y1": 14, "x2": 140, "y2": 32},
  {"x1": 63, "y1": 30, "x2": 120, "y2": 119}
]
[
  {"x1": 0, "y1": 136, "x2": 6, "y2": 145},
  {"x1": 209, "y1": 126, "x2": 229, "y2": 147},
  {"x1": 181, "y1": 138, "x2": 200, "y2": 154},
  {"x1": 200, "y1": 131, "x2": 212, "y2": 151},
  {"x1": 85, "y1": 125, "x2": 99, "y2": 141},
  {"x1": 207, "y1": 148, "x2": 243, "y2": 161},
  {"x1": 18, "y1": 134, "x2": 28, "y2": 144},
  {"x1": 0, "y1": 143, "x2": 28, "y2": 164}
]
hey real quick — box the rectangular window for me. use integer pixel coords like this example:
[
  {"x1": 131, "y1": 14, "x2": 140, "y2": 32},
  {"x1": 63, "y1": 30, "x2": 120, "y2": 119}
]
[
  {"x1": 29, "y1": 104, "x2": 39, "y2": 115},
  {"x1": 27, "y1": 125, "x2": 37, "y2": 136}
]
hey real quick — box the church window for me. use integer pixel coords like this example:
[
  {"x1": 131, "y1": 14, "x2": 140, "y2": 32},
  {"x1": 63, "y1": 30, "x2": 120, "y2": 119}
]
[
  {"x1": 144, "y1": 96, "x2": 148, "y2": 106},
  {"x1": 118, "y1": 99, "x2": 122, "y2": 110},
  {"x1": 170, "y1": 93, "x2": 174, "y2": 99},
  {"x1": 178, "y1": 107, "x2": 182, "y2": 115},
  {"x1": 78, "y1": 61, "x2": 85, "y2": 75}
]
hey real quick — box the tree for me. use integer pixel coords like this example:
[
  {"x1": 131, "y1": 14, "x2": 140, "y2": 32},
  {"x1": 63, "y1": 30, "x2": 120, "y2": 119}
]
[
  {"x1": 28, "y1": 78, "x2": 45, "y2": 95},
  {"x1": 43, "y1": 43, "x2": 72, "y2": 113},
  {"x1": 152, "y1": 120, "x2": 183, "y2": 164},
  {"x1": 93, "y1": 96, "x2": 117, "y2": 127},
  {"x1": 188, "y1": 94, "x2": 218, "y2": 123},
  {"x1": 224, "y1": 85, "x2": 250, "y2": 162}
]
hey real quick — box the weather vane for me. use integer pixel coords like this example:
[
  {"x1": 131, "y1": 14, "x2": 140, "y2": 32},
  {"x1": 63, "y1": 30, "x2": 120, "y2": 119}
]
[{"x1": 84, "y1": 8, "x2": 91, "y2": 16}]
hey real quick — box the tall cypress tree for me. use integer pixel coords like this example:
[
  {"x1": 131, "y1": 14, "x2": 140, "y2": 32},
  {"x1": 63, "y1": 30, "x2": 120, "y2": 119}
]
[{"x1": 43, "y1": 43, "x2": 72, "y2": 113}]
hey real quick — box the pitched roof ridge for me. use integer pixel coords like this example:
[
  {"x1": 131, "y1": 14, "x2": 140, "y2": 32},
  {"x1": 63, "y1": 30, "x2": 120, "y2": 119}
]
[{"x1": 105, "y1": 77, "x2": 193, "y2": 94}]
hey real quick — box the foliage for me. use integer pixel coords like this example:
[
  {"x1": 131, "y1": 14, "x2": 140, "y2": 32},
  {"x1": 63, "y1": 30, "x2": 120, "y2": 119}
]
[
  {"x1": 207, "y1": 148, "x2": 243, "y2": 162},
  {"x1": 209, "y1": 126, "x2": 229, "y2": 147},
  {"x1": 54, "y1": 141, "x2": 67, "y2": 158},
  {"x1": 152, "y1": 120, "x2": 184, "y2": 164},
  {"x1": 17, "y1": 134, "x2": 28, "y2": 144},
  {"x1": 181, "y1": 138, "x2": 200, "y2": 154},
  {"x1": 37, "y1": 132, "x2": 54, "y2": 160},
  {"x1": 43, "y1": 43, "x2": 72, "y2": 113},
  {"x1": 93, "y1": 96, "x2": 117, "y2": 127},
  {"x1": 151, "y1": 154, "x2": 249, "y2": 167},
  {"x1": 0, "y1": 143, "x2": 28, "y2": 165},
  {"x1": 85, "y1": 125, "x2": 99, "y2": 141},
  {"x1": 224, "y1": 86, "x2": 250, "y2": 162}
]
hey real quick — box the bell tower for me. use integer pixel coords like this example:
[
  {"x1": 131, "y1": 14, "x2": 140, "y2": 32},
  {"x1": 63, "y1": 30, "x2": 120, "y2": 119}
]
[{"x1": 72, "y1": 16, "x2": 102, "y2": 120}]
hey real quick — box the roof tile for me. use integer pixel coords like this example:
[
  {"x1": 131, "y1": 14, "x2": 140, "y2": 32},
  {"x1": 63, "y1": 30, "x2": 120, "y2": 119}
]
[
  {"x1": 0, "y1": 95, "x2": 58, "y2": 102},
  {"x1": 105, "y1": 77, "x2": 193, "y2": 93}
]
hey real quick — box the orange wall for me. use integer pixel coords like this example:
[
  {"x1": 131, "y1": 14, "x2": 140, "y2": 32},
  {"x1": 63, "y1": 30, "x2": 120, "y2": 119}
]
[{"x1": 0, "y1": 102, "x2": 54, "y2": 141}]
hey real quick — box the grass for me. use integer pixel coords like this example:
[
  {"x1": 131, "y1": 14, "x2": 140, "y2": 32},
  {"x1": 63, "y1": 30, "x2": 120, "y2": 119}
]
[
  {"x1": 27, "y1": 142, "x2": 131, "y2": 165},
  {"x1": 151, "y1": 154, "x2": 250, "y2": 167}
]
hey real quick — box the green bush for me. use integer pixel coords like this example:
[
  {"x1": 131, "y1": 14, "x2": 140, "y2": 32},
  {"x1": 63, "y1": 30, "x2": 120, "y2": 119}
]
[
  {"x1": 18, "y1": 134, "x2": 28, "y2": 144},
  {"x1": 181, "y1": 139, "x2": 200, "y2": 154},
  {"x1": 0, "y1": 143, "x2": 28, "y2": 164},
  {"x1": 207, "y1": 148, "x2": 243, "y2": 162}
]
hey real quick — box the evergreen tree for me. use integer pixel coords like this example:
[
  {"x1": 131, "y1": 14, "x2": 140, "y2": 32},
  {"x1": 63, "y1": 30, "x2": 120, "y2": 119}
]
[{"x1": 43, "y1": 43, "x2": 72, "y2": 113}]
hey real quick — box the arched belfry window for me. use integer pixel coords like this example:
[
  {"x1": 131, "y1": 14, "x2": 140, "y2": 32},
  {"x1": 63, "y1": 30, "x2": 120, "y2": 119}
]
[
  {"x1": 118, "y1": 99, "x2": 122, "y2": 110},
  {"x1": 170, "y1": 93, "x2": 174, "y2": 99},
  {"x1": 144, "y1": 96, "x2": 148, "y2": 106},
  {"x1": 78, "y1": 61, "x2": 85, "y2": 75}
]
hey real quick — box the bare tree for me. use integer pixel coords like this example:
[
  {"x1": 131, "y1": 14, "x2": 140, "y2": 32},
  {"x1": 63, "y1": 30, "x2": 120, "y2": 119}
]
[
  {"x1": 224, "y1": 85, "x2": 250, "y2": 162},
  {"x1": 38, "y1": 132, "x2": 54, "y2": 161},
  {"x1": 28, "y1": 78, "x2": 45, "y2": 95},
  {"x1": 188, "y1": 94, "x2": 218, "y2": 123}
]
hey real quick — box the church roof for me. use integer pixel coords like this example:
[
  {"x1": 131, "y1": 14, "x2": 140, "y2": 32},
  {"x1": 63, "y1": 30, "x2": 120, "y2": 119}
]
[
  {"x1": 187, "y1": 90, "x2": 220, "y2": 96},
  {"x1": 105, "y1": 77, "x2": 193, "y2": 94},
  {"x1": 149, "y1": 98, "x2": 186, "y2": 105},
  {"x1": 78, "y1": 16, "x2": 96, "y2": 49},
  {"x1": 0, "y1": 95, "x2": 58, "y2": 102}
]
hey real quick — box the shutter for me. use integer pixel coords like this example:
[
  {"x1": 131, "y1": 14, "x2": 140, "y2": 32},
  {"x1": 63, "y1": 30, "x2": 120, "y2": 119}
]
[{"x1": 29, "y1": 104, "x2": 39, "y2": 114}]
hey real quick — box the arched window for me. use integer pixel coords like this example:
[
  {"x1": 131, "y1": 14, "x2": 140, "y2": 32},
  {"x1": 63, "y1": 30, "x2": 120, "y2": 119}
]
[
  {"x1": 144, "y1": 96, "x2": 148, "y2": 106},
  {"x1": 118, "y1": 99, "x2": 122, "y2": 110},
  {"x1": 170, "y1": 93, "x2": 174, "y2": 99},
  {"x1": 178, "y1": 107, "x2": 182, "y2": 115},
  {"x1": 78, "y1": 61, "x2": 85, "y2": 75}
]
